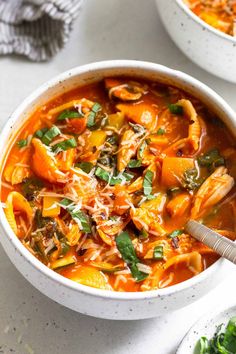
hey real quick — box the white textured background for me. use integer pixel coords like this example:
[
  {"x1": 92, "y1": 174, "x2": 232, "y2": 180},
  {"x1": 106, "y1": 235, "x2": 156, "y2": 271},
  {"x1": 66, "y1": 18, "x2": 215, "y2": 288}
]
[{"x1": 0, "y1": 1, "x2": 236, "y2": 353}]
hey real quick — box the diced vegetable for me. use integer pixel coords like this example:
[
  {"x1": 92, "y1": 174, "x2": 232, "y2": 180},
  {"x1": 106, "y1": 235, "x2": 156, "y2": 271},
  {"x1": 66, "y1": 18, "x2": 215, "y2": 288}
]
[
  {"x1": 168, "y1": 104, "x2": 184, "y2": 115},
  {"x1": 75, "y1": 162, "x2": 94, "y2": 174},
  {"x1": 57, "y1": 109, "x2": 83, "y2": 120},
  {"x1": 42, "y1": 196, "x2": 61, "y2": 217},
  {"x1": 128, "y1": 159, "x2": 142, "y2": 168},
  {"x1": 95, "y1": 167, "x2": 134, "y2": 185},
  {"x1": 41, "y1": 125, "x2": 61, "y2": 145},
  {"x1": 161, "y1": 157, "x2": 195, "y2": 187},
  {"x1": 17, "y1": 139, "x2": 28, "y2": 148},
  {"x1": 52, "y1": 137, "x2": 77, "y2": 153},
  {"x1": 153, "y1": 246, "x2": 164, "y2": 260},
  {"x1": 169, "y1": 229, "x2": 183, "y2": 238},
  {"x1": 34, "y1": 127, "x2": 48, "y2": 139},
  {"x1": 116, "y1": 231, "x2": 148, "y2": 282},
  {"x1": 107, "y1": 112, "x2": 125, "y2": 130},
  {"x1": 51, "y1": 255, "x2": 76, "y2": 270},
  {"x1": 21, "y1": 177, "x2": 44, "y2": 200},
  {"x1": 87, "y1": 102, "x2": 102, "y2": 128},
  {"x1": 88, "y1": 130, "x2": 107, "y2": 148},
  {"x1": 67, "y1": 266, "x2": 110, "y2": 289}
]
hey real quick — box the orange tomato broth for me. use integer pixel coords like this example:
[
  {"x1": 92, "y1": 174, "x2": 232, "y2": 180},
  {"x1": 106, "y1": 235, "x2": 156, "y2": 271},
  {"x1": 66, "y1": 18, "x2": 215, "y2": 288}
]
[
  {"x1": 184, "y1": 0, "x2": 236, "y2": 36},
  {"x1": 1, "y1": 77, "x2": 236, "y2": 292}
]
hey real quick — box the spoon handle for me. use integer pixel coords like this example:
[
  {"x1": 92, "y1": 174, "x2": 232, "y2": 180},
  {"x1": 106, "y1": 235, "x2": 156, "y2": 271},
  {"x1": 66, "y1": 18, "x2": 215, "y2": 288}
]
[{"x1": 185, "y1": 220, "x2": 236, "y2": 265}]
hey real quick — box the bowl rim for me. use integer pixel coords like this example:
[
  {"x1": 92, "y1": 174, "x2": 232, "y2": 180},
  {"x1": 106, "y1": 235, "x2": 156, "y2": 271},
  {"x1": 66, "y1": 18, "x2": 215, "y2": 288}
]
[
  {"x1": 0, "y1": 59, "x2": 233, "y2": 301},
  {"x1": 175, "y1": 0, "x2": 236, "y2": 44}
]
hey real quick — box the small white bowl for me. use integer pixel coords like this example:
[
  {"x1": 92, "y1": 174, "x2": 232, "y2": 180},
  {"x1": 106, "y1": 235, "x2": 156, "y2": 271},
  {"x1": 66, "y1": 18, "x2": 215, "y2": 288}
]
[
  {"x1": 156, "y1": 0, "x2": 236, "y2": 82},
  {"x1": 177, "y1": 304, "x2": 236, "y2": 353},
  {"x1": 0, "y1": 60, "x2": 235, "y2": 320}
]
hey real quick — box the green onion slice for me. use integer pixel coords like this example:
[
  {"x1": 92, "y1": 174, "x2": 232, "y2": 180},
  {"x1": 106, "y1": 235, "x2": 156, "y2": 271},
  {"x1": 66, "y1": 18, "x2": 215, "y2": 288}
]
[
  {"x1": 128, "y1": 159, "x2": 142, "y2": 168},
  {"x1": 168, "y1": 104, "x2": 184, "y2": 115},
  {"x1": 41, "y1": 125, "x2": 61, "y2": 146},
  {"x1": 153, "y1": 246, "x2": 164, "y2": 260},
  {"x1": 17, "y1": 139, "x2": 28, "y2": 148},
  {"x1": 57, "y1": 109, "x2": 83, "y2": 121},
  {"x1": 52, "y1": 137, "x2": 77, "y2": 153}
]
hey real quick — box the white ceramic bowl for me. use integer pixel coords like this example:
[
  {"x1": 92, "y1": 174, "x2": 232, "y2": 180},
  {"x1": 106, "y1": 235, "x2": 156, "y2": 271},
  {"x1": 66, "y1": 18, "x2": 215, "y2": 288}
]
[
  {"x1": 0, "y1": 60, "x2": 235, "y2": 320},
  {"x1": 156, "y1": 0, "x2": 236, "y2": 82}
]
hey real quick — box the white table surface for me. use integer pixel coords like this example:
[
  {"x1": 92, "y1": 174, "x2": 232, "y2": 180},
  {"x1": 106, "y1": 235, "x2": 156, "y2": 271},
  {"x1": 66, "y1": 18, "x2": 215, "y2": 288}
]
[{"x1": 0, "y1": 1, "x2": 236, "y2": 353}]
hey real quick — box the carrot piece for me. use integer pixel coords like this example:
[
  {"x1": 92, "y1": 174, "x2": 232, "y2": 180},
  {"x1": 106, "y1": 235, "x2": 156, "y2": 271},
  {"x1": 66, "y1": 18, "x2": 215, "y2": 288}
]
[
  {"x1": 161, "y1": 157, "x2": 194, "y2": 187},
  {"x1": 116, "y1": 103, "x2": 158, "y2": 131},
  {"x1": 42, "y1": 196, "x2": 61, "y2": 217},
  {"x1": 166, "y1": 192, "x2": 191, "y2": 217}
]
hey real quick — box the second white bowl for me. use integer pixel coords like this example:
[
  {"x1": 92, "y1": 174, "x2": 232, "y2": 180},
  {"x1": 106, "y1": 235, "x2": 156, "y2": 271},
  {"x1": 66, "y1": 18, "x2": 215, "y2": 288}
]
[{"x1": 156, "y1": 0, "x2": 236, "y2": 82}]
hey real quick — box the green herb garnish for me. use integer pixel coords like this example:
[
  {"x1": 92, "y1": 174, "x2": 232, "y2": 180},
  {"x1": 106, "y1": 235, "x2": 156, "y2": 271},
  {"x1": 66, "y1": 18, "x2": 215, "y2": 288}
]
[
  {"x1": 182, "y1": 168, "x2": 204, "y2": 191},
  {"x1": 22, "y1": 177, "x2": 44, "y2": 201},
  {"x1": 197, "y1": 148, "x2": 225, "y2": 170},
  {"x1": 157, "y1": 128, "x2": 165, "y2": 135},
  {"x1": 116, "y1": 231, "x2": 148, "y2": 282},
  {"x1": 17, "y1": 139, "x2": 28, "y2": 148},
  {"x1": 153, "y1": 246, "x2": 164, "y2": 260},
  {"x1": 59, "y1": 198, "x2": 91, "y2": 233},
  {"x1": 138, "y1": 140, "x2": 147, "y2": 159},
  {"x1": 34, "y1": 127, "x2": 48, "y2": 139},
  {"x1": 52, "y1": 137, "x2": 77, "y2": 153},
  {"x1": 128, "y1": 159, "x2": 142, "y2": 168},
  {"x1": 95, "y1": 167, "x2": 134, "y2": 186},
  {"x1": 195, "y1": 316, "x2": 236, "y2": 354},
  {"x1": 75, "y1": 162, "x2": 94, "y2": 174},
  {"x1": 41, "y1": 125, "x2": 61, "y2": 145},
  {"x1": 168, "y1": 104, "x2": 184, "y2": 115},
  {"x1": 57, "y1": 109, "x2": 83, "y2": 121},
  {"x1": 87, "y1": 102, "x2": 102, "y2": 128},
  {"x1": 169, "y1": 229, "x2": 183, "y2": 238},
  {"x1": 139, "y1": 229, "x2": 149, "y2": 239},
  {"x1": 143, "y1": 170, "x2": 154, "y2": 196}
]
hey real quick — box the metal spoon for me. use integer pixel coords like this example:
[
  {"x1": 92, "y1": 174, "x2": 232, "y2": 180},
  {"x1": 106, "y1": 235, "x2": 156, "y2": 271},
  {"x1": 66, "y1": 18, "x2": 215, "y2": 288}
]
[{"x1": 185, "y1": 220, "x2": 236, "y2": 265}]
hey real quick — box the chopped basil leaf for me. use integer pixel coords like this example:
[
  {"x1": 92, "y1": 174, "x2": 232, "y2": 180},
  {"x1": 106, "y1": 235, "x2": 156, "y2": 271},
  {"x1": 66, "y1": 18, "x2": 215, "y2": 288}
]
[
  {"x1": 128, "y1": 159, "x2": 142, "y2": 168},
  {"x1": 95, "y1": 167, "x2": 134, "y2": 185},
  {"x1": 138, "y1": 140, "x2": 147, "y2": 159},
  {"x1": 168, "y1": 104, "x2": 184, "y2": 115},
  {"x1": 52, "y1": 137, "x2": 77, "y2": 153},
  {"x1": 157, "y1": 128, "x2": 165, "y2": 135},
  {"x1": 143, "y1": 170, "x2": 154, "y2": 196},
  {"x1": 153, "y1": 246, "x2": 164, "y2": 260},
  {"x1": 106, "y1": 135, "x2": 118, "y2": 145},
  {"x1": 182, "y1": 168, "x2": 204, "y2": 191},
  {"x1": 17, "y1": 139, "x2": 27, "y2": 148},
  {"x1": 87, "y1": 102, "x2": 102, "y2": 128},
  {"x1": 22, "y1": 177, "x2": 44, "y2": 201},
  {"x1": 57, "y1": 109, "x2": 83, "y2": 121},
  {"x1": 197, "y1": 148, "x2": 225, "y2": 170},
  {"x1": 59, "y1": 198, "x2": 91, "y2": 233},
  {"x1": 41, "y1": 125, "x2": 61, "y2": 145},
  {"x1": 75, "y1": 162, "x2": 94, "y2": 174},
  {"x1": 116, "y1": 231, "x2": 148, "y2": 282},
  {"x1": 169, "y1": 229, "x2": 183, "y2": 238},
  {"x1": 34, "y1": 127, "x2": 48, "y2": 139}
]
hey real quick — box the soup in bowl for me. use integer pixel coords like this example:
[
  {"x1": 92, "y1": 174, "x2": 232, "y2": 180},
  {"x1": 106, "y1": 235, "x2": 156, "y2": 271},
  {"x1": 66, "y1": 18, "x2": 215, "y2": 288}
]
[{"x1": 0, "y1": 61, "x2": 235, "y2": 319}]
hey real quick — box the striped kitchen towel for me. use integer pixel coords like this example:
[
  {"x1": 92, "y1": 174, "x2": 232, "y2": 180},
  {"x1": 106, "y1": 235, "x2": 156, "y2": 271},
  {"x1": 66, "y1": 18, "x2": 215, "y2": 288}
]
[{"x1": 0, "y1": 0, "x2": 83, "y2": 61}]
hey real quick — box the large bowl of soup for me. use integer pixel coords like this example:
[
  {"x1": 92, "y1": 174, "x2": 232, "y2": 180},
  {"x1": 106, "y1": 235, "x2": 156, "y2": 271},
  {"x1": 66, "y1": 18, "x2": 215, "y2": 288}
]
[
  {"x1": 0, "y1": 60, "x2": 236, "y2": 320},
  {"x1": 156, "y1": 0, "x2": 236, "y2": 82}
]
